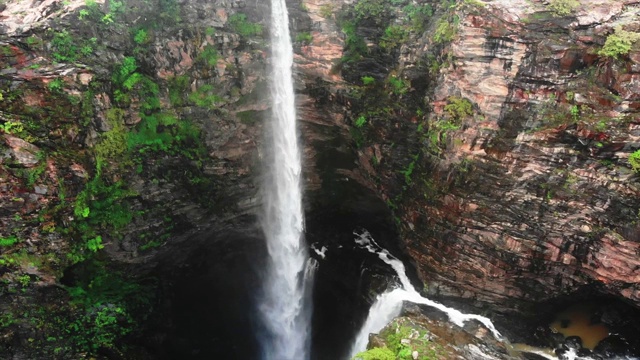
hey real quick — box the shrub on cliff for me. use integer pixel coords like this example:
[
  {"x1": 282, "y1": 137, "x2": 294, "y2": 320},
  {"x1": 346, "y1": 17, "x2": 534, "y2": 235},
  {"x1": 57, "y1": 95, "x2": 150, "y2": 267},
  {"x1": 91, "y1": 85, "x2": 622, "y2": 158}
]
[
  {"x1": 629, "y1": 150, "x2": 640, "y2": 173},
  {"x1": 444, "y1": 96, "x2": 473, "y2": 121},
  {"x1": 228, "y1": 13, "x2": 263, "y2": 38},
  {"x1": 354, "y1": 0, "x2": 391, "y2": 26},
  {"x1": 548, "y1": 0, "x2": 579, "y2": 16},
  {"x1": 598, "y1": 28, "x2": 640, "y2": 59}
]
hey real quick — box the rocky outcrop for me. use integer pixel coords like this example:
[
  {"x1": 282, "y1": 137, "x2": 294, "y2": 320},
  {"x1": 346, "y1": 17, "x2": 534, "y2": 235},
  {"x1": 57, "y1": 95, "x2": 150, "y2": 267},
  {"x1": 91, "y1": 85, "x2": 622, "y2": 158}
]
[
  {"x1": 389, "y1": 1, "x2": 640, "y2": 312},
  {"x1": 361, "y1": 304, "x2": 522, "y2": 360}
]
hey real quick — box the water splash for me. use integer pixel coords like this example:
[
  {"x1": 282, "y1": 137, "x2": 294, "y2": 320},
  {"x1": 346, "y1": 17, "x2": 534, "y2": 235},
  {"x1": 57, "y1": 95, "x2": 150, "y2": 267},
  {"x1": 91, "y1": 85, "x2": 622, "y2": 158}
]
[
  {"x1": 349, "y1": 230, "x2": 501, "y2": 358},
  {"x1": 258, "y1": 0, "x2": 312, "y2": 359}
]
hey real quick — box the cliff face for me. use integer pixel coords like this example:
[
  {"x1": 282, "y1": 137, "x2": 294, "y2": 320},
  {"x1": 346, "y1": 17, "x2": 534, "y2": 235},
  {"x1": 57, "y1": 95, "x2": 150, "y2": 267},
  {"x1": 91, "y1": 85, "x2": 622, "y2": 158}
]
[
  {"x1": 2, "y1": 0, "x2": 640, "y2": 357},
  {"x1": 396, "y1": 0, "x2": 640, "y2": 311},
  {"x1": 0, "y1": 0, "x2": 274, "y2": 356},
  {"x1": 289, "y1": 0, "x2": 640, "y2": 313}
]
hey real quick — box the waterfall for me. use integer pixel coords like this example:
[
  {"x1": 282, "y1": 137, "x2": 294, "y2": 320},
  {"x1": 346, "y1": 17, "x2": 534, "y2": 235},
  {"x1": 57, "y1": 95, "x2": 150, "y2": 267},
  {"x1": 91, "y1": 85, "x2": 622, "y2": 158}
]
[
  {"x1": 349, "y1": 230, "x2": 502, "y2": 358},
  {"x1": 258, "y1": 0, "x2": 313, "y2": 359}
]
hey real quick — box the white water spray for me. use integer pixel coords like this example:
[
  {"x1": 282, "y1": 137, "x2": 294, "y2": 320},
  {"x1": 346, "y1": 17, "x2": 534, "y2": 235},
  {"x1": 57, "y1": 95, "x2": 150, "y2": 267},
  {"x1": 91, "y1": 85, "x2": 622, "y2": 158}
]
[
  {"x1": 259, "y1": 1, "x2": 313, "y2": 359},
  {"x1": 349, "y1": 230, "x2": 502, "y2": 358}
]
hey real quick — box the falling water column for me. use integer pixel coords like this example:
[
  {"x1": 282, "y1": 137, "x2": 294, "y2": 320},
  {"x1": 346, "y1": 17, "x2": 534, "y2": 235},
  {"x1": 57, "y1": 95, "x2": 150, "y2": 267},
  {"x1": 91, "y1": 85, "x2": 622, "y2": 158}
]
[{"x1": 259, "y1": 0, "x2": 312, "y2": 359}]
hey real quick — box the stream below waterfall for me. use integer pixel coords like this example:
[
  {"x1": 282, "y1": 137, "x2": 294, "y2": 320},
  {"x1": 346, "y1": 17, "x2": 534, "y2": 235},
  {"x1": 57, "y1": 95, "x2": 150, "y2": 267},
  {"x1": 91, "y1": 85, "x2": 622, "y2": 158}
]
[{"x1": 339, "y1": 229, "x2": 640, "y2": 360}]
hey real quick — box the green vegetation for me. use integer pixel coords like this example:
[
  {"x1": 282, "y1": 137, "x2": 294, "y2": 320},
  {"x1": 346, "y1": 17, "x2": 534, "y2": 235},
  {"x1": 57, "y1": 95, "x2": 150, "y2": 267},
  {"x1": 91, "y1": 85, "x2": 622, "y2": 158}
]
[
  {"x1": 296, "y1": 32, "x2": 313, "y2": 44},
  {"x1": 228, "y1": 13, "x2": 263, "y2": 38},
  {"x1": 362, "y1": 76, "x2": 376, "y2": 85},
  {"x1": 402, "y1": 3, "x2": 433, "y2": 32},
  {"x1": 95, "y1": 109, "x2": 129, "y2": 162},
  {"x1": 128, "y1": 111, "x2": 203, "y2": 155},
  {"x1": 50, "y1": 30, "x2": 78, "y2": 62},
  {"x1": 433, "y1": 16, "x2": 459, "y2": 44},
  {"x1": 629, "y1": 150, "x2": 640, "y2": 173},
  {"x1": 598, "y1": 28, "x2": 640, "y2": 59},
  {"x1": 47, "y1": 78, "x2": 64, "y2": 93},
  {"x1": 387, "y1": 76, "x2": 410, "y2": 95},
  {"x1": 78, "y1": 8, "x2": 90, "y2": 20},
  {"x1": 380, "y1": 25, "x2": 407, "y2": 51},
  {"x1": 401, "y1": 154, "x2": 418, "y2": 185},
  {"x1": 444, "y1": 96, "x2": 473, "y2": 120},
  {"x1": 50, "y1": 30, "x2": 96, "y2": 62},
  {"x1": 0, "y1": 120, "x2": 24, "y2": 135},
  {"x1": 133, "y1": 29, "x2": 149, "y2": 45},
  {"x1": 548, "y1": 0, "x2": 579, "y2": 16},
  {"x1": 0, "y1": 235, "x2": 18, "y2": 247},
  {"x1": 354, "y1": 0, "x2": 390, "y2": 26},
  {"x1": 188, "y1": 84, "x2": 222, "y2": 108},
  {"x1": 353, "y1": 320, "x2": 446, "y2": 360},
  {"x1": 353, "y1": 347, "x2": 395, "y2": 360},
  {"x1": 320, "y1": 4, "x2": 334, "y2": 18},
  {"x1": 168, "y1": 74, "x2": 191, "y2": 107},
  {"x1": 196, "y1": 45, "x2": 219, "y2": 68},
  {"x1": 341, "y1": 20, "x2": 368, "y2": 63},
  {"x1": 355, "y1": 115, "x2": 367, "y2": 128},
  {"x1": 464, "y1": 0, "x2": 485, "y2": 7},
  {"x1": 69, "y1": 169, "x2": 135, "y2": 262},
  {"x1": 57, "y1": 260, "x2": 156, "y2": 353}
]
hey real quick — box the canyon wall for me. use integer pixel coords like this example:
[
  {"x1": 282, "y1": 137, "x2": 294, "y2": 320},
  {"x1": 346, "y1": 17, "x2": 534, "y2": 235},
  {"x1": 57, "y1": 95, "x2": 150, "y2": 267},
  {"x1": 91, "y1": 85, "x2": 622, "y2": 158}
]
[{"x1": 1, "y1": 0, "x2": 640, "y2": 357}]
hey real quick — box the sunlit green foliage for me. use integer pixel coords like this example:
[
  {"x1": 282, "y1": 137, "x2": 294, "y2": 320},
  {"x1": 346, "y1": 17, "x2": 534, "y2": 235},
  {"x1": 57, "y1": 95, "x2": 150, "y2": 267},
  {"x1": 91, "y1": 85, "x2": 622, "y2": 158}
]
[
  {"x1": 0, "y1": 235, "x2": 18, "y2": 247},
  {"x1": 362, "y1": 76, "x2": 375, "y2": 85},
  {"x1": 598, "y1": 28, "x2": 640, "y2": 59},
  {"x1": 629, "y1": 150, "x2": 640, "y2": 173},
  {"x1": 50, "y1": 29, "x2": 96, "y2": 62},
  {"x1": 548, "y1": 0, "x2": 579, "y2": 16},
  {"x1": 355, "y1": 321, "x2": 447, "y2": 360},
  {"x1": 72, "y1": 170, "x2": 135, "y2": 243},
  {"x1": 0, "y1": 120, "x2": 24, "y2": 135}
]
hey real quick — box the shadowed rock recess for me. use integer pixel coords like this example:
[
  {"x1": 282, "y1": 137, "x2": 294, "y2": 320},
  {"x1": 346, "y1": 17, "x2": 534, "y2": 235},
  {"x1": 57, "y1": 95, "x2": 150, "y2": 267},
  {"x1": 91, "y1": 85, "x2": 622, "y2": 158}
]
[{"x1": 1, "y1": 0, "x2": 640, "y2": 358}]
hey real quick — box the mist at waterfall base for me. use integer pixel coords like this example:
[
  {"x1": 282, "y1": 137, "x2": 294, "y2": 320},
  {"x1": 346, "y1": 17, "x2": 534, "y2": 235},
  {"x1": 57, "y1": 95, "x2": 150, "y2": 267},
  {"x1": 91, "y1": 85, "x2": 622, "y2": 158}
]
[{"x1": 257, "y1": 0, "x2": 313, "y2": 359}]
